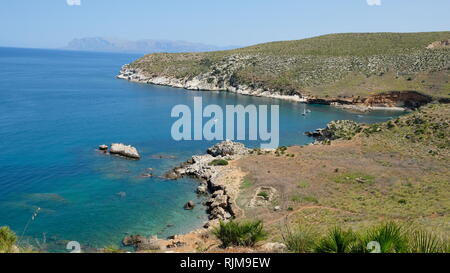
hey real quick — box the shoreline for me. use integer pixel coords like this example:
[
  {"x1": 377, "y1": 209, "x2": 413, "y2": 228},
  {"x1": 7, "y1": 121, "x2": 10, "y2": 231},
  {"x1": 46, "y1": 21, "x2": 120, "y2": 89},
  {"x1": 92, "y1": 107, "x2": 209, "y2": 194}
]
[
  {"x1": 116, "y1": 65, "x2": 411, "y2": 113},
  {"x1": 123, "y1": 141, "x2": 250, "y2": 252}
]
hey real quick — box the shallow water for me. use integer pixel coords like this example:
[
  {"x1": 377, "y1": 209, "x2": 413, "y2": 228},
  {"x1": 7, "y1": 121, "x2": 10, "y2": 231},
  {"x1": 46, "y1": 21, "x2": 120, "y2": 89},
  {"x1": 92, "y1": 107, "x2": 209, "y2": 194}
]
[{"x1": 0, "y1": 47, "x2": 402, "y2": 252}]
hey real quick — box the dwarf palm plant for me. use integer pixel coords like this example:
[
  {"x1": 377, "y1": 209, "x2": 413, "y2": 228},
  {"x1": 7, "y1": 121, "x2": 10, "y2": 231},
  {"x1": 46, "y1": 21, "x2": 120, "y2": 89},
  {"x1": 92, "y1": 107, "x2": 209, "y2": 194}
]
[
  {"x1": 315, "y1": 227, "x2": 358, "y2": 253},
  {"x1": 213, "y1": 220, "x2": 267, "y2": 248},
  {"x1": 361, "y1": 222, "x2": 408, "y2": 253},
  {"x1": 407, "y1": 229, "x2": 448, "y2": 253}
]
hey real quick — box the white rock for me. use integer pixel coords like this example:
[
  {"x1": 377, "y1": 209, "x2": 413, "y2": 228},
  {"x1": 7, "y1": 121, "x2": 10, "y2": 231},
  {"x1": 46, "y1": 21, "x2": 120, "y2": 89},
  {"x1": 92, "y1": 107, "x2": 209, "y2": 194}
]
[
  {"x1": 110, "y1": 143, "x2": 140, "y2": 159},
  {"x1": 261, "y1": 242, "x2": 288, "y2": 253}
]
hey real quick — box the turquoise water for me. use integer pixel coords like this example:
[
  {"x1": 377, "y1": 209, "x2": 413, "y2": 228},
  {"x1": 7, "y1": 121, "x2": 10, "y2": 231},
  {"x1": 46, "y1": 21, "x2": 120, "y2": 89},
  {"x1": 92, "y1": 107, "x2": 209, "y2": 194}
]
[{"x1": 0, "y1": 47, "x2": 401, "y2": 252}]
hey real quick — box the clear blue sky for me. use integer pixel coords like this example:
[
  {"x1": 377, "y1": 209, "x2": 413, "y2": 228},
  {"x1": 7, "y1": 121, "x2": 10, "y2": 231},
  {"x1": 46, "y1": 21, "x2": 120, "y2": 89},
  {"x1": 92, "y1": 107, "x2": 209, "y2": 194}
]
[{"x1": 1, "y1": 0, "x2": 449, "y2": 48}]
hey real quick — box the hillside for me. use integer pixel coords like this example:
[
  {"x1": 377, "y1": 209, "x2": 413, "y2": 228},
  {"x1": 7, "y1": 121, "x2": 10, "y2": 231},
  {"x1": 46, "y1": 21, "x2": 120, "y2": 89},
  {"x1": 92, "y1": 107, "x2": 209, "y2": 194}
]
[
  {"x1": 121, "y1": 32, "x2": 450, "y2": 107},
  {"x1": 233, "y1": 102, "x2": 450, "y2": 247}
]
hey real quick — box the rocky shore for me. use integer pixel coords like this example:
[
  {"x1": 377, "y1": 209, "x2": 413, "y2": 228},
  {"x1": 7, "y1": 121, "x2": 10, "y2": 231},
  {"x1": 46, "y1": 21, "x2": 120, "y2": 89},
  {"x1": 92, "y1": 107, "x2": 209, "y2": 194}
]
[
  {"x1": 165, "y1": 140, "x2": 250, "y2": 223},
  {"x1": 122, "y1": 140, "x2": 250, "y2": 252},
  {"x1": 117, "y1": 65, "x2": 437, "y2": 112},
  {"x1": 117, "y1": 64, "x2": 309, "y2": 103}
]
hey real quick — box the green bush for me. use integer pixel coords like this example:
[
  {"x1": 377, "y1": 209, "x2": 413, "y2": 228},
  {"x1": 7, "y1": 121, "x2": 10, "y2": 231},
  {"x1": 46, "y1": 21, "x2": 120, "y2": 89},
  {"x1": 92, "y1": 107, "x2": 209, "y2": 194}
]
[
  {"x1": 213, "y1": 220, "x2": 268, "y2": 248},
  {"x1": 257, "y1": 191, "x2": 269, "y2": 200},
  {"x1": 0, "y1": 226, "x2": 17, "y2": 253},
  {"x1": 209, "y1": 159, "x2": 229, "y2": 166}
]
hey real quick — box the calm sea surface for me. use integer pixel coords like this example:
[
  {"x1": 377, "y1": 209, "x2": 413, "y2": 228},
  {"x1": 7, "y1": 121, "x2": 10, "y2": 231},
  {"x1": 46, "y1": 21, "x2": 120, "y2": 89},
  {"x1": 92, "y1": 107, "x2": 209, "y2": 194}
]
[{"x1": 0, "y1": 47, "x2": 401, "y2": 251}]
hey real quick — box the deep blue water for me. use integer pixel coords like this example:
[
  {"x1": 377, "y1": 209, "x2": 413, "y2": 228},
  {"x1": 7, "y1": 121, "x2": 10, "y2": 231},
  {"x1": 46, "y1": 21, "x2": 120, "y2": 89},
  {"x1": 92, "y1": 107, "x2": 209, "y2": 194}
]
[{"x1": 0, "y1": 47, "x2": 401, "y2": 252}]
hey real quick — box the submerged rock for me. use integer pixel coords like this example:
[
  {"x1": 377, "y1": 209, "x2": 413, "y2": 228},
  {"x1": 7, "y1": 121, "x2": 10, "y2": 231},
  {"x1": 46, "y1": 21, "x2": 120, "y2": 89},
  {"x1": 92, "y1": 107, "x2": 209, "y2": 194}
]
[
  {"x1": 122, "y1": 235, "x2": 162, "y2": 251},
  {"x1": 109, "y1": 143, "x2": 141, "y2": 159},
  {"x1": 183, "y1": 201, "x2": 196, "y2": 210}
]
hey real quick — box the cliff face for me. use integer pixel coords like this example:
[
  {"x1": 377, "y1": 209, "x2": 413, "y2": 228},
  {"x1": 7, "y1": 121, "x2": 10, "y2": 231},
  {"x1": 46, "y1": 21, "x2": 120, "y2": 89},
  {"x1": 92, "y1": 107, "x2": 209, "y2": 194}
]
[{"x1": 119, "y1": 32, "x2": 450, "y2": 108}]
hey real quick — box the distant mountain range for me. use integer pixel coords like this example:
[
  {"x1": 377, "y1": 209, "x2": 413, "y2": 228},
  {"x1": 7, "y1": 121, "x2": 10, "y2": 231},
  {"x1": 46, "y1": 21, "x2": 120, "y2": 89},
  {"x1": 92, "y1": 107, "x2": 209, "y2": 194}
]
[{"x1": 64, "y1": 37, "x2": 239, "y2": 53}]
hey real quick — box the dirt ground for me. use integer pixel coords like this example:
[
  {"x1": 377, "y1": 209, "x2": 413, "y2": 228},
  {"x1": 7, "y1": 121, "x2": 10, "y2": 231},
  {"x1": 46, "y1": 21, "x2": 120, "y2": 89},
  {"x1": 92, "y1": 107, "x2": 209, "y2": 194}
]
[{"x1": 235, "y1": 123, "x2": 450, "y2": 241}]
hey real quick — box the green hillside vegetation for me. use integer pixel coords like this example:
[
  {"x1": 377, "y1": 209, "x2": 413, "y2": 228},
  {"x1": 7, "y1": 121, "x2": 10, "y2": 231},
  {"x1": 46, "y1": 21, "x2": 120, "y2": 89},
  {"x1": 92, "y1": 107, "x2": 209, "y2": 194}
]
[{"x1": 129, "y1": 32, "x2": 450, "y2": 99}]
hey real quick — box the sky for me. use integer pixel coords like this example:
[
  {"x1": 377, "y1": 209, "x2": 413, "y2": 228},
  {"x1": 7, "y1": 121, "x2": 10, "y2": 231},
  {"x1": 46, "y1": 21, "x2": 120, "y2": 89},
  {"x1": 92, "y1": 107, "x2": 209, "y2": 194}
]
[{"x1": 0, "y1": 0, "x2": 449, "y2": 49}]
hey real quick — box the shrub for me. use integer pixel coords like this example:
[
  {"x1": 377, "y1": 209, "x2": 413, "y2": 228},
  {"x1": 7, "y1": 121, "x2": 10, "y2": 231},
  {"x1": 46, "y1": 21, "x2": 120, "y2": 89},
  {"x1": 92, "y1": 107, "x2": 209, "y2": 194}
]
[
  {"x1": 315, "y1": 227, "x2": 358, "y2": 253},
  {"x1": 282, "y1": 225, "x2": 317, "y2": 253},
  {"x1": 0, "y1": 226, "x2": 17, "y2": 253},
  {"x1": 209, "y1": 159, "x2": 229, "y2": 166},
  {"x1": 213, "y1": 220, "x2": 268, "y2": 248}
]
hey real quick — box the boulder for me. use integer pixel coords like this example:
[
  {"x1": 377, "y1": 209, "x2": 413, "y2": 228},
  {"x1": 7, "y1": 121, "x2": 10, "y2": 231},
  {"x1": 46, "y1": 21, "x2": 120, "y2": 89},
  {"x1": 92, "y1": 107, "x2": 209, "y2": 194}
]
[
  {"x1": 207, "y1": 140, "x2": 249, "y2": 157},
  {"x1": 261, "y1": 242, "x2": 288, "y2": 253},
  {"x1": 110, "y1": 143, "x2": 140, "y2": 159},
  {"x1": 183, "y1": 201, "x2": 196, "y2": 210},
  {"x1": 98, "y1": 144, "x2": 108, "y2": 151}
]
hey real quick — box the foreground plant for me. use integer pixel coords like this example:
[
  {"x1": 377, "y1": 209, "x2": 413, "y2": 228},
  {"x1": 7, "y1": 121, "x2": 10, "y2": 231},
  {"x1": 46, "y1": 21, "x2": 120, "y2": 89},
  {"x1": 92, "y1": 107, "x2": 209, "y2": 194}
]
[
  {"x1": 407, "y1": 229, "x2": 449, "y2": 253},
  {"x1": 282, "y1": 224, "x2": 317, "y2": 253},
  {"x1": 0, "y1": 226, "x2": 18, "y2": 253},
  {"x1": 315, "y1": 227, "x2": 358, "y2": 253},
  {"x1": 213, "y1": 220, "x2": 267, "y2": 248},
  {"x1": 360, "y1": 222, "x2": 408, "y2": 253}
]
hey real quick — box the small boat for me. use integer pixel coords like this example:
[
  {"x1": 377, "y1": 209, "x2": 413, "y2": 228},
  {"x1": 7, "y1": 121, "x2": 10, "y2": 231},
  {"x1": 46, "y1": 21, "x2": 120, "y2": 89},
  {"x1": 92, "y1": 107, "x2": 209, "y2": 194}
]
[{"x1": 302, "y1": 108, "x2": 311, "y2": 116}]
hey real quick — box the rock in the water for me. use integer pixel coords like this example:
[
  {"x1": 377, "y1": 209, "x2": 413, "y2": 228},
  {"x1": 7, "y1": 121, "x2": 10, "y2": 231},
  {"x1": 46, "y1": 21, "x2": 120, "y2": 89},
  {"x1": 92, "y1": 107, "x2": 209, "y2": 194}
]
[
  {"x1": 183, "y1": 200, "x2": 196, "y2": 210},
  {"x1": 98, "y1": 144, "x2": 108, "y2": 151},
  {"x1": 110, "y1": 143, "x2": 140, "y2": 159},
  {"x1": 116, "y1": 192, "x2": 127, "y2": 198},
  {"x1": 207, "y1": 140, "x2": 249, "y2": 157},
  {"x1": 163, "y1": 170, "x2": 182, "y2": 180},
  {"x1": 122, "y1": 235, "x2": 147, "y2": 246}
]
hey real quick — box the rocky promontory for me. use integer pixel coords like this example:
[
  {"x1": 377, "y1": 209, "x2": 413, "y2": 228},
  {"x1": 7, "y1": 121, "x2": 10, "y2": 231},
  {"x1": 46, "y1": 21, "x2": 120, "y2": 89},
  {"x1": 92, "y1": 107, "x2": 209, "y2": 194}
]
[{"x1": 165, "y1": 140, "x2": 249, "y2": 223}]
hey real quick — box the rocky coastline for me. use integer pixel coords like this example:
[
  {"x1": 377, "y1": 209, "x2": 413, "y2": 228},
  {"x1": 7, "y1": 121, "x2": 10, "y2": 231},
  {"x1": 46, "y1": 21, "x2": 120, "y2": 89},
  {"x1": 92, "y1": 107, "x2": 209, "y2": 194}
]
[
  {"x1": 165, "y1": 140, "x2": 250, "y2": 224},
  {"x1": 116, "y1": 65, "x2": 436, "y2": 112},
  {"x1": 122, "y1": 140, "x2": 251, "y2": 252}
]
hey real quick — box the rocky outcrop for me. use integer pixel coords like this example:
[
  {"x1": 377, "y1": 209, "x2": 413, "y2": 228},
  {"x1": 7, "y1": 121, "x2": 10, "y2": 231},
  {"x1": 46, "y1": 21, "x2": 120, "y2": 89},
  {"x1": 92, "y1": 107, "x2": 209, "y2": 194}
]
[
  {"x1": 109, "y1": 143, "x2": 141, "y2": 159},
  {"x1": 207, "y1": 140, "x2": 250, "y2": 157},
  {"x1": 427, "y1": 39, "x2": 450, "y2": 50},
  {"x1": 122, "y1": 235, "x2": 163, "y2": 251},
  {"x1": 164, "y1": 140, "x2": 249, "y2": 222},
  {"x1": 305, "y1": 120, "x2": 362, "y2": 143}
]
